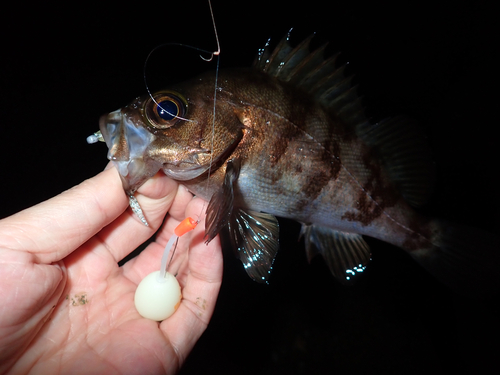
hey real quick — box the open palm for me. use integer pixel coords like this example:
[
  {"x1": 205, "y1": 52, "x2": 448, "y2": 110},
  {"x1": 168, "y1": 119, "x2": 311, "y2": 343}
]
[{"x1": 0, "y1": 167, "x2": 222, "y2": 374}]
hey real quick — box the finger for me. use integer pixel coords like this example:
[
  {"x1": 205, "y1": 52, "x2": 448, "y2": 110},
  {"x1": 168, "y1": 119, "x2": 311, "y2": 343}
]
[
  {"x1": 120, "y1": 190, "x2": 202, "y2": 282},
  {"x1": 161, "y1": 228, "x2": 222, "y2": 361},
  {"x1": 0, "y1": 167, "x2": 128, "y2": 263},
  {"x1": 0, "y1": 167, "x2": 177, "y2": 265},
  {"x1": 160, "y1": 197, "x2": 223, "y2": 360},
  {"x1": 119, "y1": 191, "x2": 219, "y2": 280},
  {"x1": 177, "y1": 196, "x2": 220, "y2": 288},
  {"x1": 167, "y1": 185, "x2": 196, "y2": 222},
  {"x1": 94, "y1": 173, "x2": 179, "y2": 264}
]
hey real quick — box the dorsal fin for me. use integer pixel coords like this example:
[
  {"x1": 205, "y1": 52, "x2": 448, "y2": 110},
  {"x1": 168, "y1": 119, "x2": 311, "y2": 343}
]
[
  {"x1": 253, "y1": 32, "x2": 435, "y2": 207},
  {"x1": 253, "y1": 31, "x2": 368, "y2": 133},
  {"x1": 357, "y1": 116, "x2": 435, "y2": 207}
]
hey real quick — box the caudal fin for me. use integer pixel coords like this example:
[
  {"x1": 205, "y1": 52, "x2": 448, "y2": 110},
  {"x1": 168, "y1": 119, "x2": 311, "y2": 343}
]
[{"x1": 409, "y1": 219, "x2": 500, "y2": 296}]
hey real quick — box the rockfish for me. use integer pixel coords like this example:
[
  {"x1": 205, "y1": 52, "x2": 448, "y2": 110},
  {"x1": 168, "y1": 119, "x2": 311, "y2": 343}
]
[{"x1": 94, "y1": 33, "x2": 499, "y2": 294}]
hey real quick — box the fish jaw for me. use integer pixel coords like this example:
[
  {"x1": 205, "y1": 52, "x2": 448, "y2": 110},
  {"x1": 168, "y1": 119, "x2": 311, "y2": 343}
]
[{"x1": 99, "y1": 108, "x2": 160, "y2": 195}]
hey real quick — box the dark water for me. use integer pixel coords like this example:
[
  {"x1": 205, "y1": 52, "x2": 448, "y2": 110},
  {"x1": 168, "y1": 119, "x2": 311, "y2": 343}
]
[{"x1": 2, "y1": 2, "x2": 498, "y2": 374}]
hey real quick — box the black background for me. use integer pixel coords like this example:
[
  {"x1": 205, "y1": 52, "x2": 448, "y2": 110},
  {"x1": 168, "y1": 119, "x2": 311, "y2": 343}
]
[{"x1": 1, "y1": 1, "x2": 498, "y2": 374}]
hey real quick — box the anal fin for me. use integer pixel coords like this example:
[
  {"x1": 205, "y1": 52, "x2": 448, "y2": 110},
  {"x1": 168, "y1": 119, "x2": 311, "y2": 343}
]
[{"x1": 303, "y1": 225, "x2": 371, "y2": 284}]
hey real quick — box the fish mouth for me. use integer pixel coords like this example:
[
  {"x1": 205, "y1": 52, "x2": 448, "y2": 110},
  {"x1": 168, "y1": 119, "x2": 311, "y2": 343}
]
[
  {"x1": 99, "y1": 109, "x2": 215, "y2": 192},
  {"x1": 99, "y1": 109, "x2": 155, "y2": 179},
  {"x1": 99, "y1": 109, "x2": 164, "y2": 195}
]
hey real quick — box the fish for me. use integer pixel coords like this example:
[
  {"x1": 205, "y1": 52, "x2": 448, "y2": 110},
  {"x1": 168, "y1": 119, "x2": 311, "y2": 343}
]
[{"x1": 94, "y1": 32, "x2": 499, "y2": 294}]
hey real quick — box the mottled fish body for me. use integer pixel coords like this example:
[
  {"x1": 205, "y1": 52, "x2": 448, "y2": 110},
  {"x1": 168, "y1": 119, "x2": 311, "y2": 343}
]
[{"x1": 97, "y1": 33, "x2": 499, "y2": 293}]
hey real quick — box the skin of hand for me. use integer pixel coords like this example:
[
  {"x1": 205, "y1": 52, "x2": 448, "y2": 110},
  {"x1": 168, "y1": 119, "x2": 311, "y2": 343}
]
[{"x1": 0, "y1": 166, "x2": 223, "y2": 374}]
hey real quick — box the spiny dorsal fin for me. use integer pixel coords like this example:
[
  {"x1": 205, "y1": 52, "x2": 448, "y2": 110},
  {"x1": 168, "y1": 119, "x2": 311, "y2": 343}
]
[{"x1": 253, "y1": 31, "x2": 368, "y2": 133}]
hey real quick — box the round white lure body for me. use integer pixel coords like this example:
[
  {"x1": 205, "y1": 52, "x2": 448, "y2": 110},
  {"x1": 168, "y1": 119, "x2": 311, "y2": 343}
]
[{"x1": 134, "y1": 270, "x2": 182, "y2": 321}]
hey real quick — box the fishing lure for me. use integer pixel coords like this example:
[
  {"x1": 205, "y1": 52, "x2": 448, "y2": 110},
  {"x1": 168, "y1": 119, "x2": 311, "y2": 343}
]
[{"x1": 134, "y1": 217, "x2": 198, "y2": 321}]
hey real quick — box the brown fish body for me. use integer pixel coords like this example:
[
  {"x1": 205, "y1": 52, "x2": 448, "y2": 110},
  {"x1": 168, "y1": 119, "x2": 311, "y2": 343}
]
[
  {"x1": 177, "y1": 69, "x2": 423, "y2": 250},
  {"x1": 98, "y1": 35, "x2": 499, "y2": 291}
]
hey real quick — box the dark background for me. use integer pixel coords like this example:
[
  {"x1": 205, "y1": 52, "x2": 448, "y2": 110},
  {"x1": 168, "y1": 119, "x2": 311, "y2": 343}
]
[{"x1": 1, "y1": 1, "x2": 498, "y2": 374}]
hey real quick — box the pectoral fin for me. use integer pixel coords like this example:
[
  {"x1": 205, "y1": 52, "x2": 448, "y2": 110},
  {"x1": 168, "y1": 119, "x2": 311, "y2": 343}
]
[
  {"x1": 228, "y1": 209, "x2": 279, "y2": 283},
  {"x1": 302, "y1": 225, "x2": 371, "y2": 284},
  {"x1": 205, "y1": 158, "x2": 280, "y2": 283},
  {"x1": 205, "y1": 158, "x2": 241, "y2": 243}
]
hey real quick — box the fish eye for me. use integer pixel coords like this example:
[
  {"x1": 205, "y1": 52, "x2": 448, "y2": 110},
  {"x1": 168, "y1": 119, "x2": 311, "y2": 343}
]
[
  {"x1": 157, "y1": 100, "x2": 179, "y2": 121},
  {"x1": 145, "y1": 91, "x2": 187, "y2": 129}
]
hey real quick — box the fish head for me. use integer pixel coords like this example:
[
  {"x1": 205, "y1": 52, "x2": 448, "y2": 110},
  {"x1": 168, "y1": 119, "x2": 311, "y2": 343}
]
[{"x1": 99, "y1": 72, "x2": 243, "y2": 195}]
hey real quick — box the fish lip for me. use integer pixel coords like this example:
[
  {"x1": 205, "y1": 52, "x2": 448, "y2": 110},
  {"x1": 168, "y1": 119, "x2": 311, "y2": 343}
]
[
  {"x1": 99, "y1": 113, "x2": 112, "y2": 149},
  {"x1": 162, "y1": 163, "x2": 210, "y2": 181},
  {"x1": 99, "y1": 109, "x2": 155, "y2": 179},
  {"x1": 98, "y1": 112, "x2": 130, "y2": 177},
  {"x1": 99, "y1": 109, "x2": 126, "y2": 153}
]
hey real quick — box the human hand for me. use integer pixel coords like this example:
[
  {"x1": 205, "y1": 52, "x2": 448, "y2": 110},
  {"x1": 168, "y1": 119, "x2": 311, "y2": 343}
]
[{"x1": 0, "y1": 166, "x2": 223, "y2": 374}]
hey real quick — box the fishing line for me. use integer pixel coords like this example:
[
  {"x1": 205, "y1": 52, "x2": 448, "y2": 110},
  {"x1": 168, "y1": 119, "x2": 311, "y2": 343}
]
[
  {"x1": 199, "y1": 0, "x2": 221, "y2": 221},
  {"x1": 143, "y1": 1, "x2": 220, "y2": 127},
  {"x1": 165, "y1": 0, "x2": 220, "y2": 280},
  {"x1": 142, "y1": 0, "x2": 220, "y2": 223},
  {"x1": 164, "y1": 0, "x2": 220, "y2": 278},
  {"x1": 154, "y1": 0, "x2": 220, "y2": 277},
  {"x1": 134, "y1": 0, "x2": 221, "y2": 321},
  {"x1": 143, "y1": 43, "x2": 201, "y2": 124},
  {"x1": 200, "y1": 0, "x2": 220, "y2": 62}
]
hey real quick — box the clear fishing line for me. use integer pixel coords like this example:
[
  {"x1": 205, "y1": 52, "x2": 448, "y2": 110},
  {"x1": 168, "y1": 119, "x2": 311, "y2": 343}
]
[
  {"x1": 202, "y1": 0, "x2": 221, "y2": 221},
  {"x1": 143, "y1": 1, "x2": 220, "y2": 128},
  {"x1": 134, "y1": 0, "x2": 220, "y2": 321}
]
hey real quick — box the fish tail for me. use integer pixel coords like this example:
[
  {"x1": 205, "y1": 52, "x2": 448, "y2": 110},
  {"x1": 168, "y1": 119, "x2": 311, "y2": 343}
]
[{"x1": 408, "y1": 219, "x2": 500, "y2": 296}]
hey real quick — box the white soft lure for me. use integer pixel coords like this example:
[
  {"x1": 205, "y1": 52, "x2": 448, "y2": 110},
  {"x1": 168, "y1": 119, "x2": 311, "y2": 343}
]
[{"x1": 134, "y1": 217, "x2": 198, "y2": 321}]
